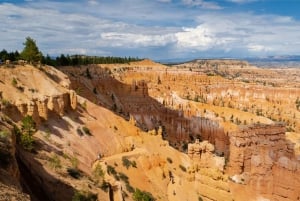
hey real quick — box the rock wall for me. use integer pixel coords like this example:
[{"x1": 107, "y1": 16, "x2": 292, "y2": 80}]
[
  {"x1": 0, "y1": 116, "x2": 30, "y2": 201},
  {"x1": 188, "y1": 140, "x2": 225, "y2": 172},
  {"x1": 10, "y1": 90, "x2": 77, "y2": 124},
  {"x1": 228, "y1": 124, "x2": 300, "y2": 201}
]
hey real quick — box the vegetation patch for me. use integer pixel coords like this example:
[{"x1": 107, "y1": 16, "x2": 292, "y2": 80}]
[
  {"x1": 133, "y1": 188, "x2": 155, "y2": 201},
  {"x1": 48, "y1": 154, "x2": 62, "y2": 170},
  {"x1": 72, "y1": 190, "x2": 97, "y2": 201},
  {"x1": 166, "y1": 157, "x2": 173, "y2": 164},
  {"x1": 82, "y1": 126, "x2": 92, "y2": 136},
  {"x1": 16, "y1": 115, "x2": 36, "y2": 152},
  {"x1": 179, "y1": 164, "x2": 187, "y2": 172},
  {"x1": 122, "y1": 156, "x2": 137, "y2": 169},
  {"x1": 67, "y1": 167, "x2": 82, "y2": 179}
]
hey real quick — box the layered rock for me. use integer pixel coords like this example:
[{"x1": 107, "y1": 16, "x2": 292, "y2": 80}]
[
  {"x1": 0, "y1": 66, "x2": 77, "y2": 124},
  {"x1": 0, "y1": 116, "x2": 30, "y2": 201},
  {"x1": 228, "y1": 124, "x2": 300, "y2": 200},
  {"x1": 188, "y1": 140, "x2": 225, "y2": 172}
]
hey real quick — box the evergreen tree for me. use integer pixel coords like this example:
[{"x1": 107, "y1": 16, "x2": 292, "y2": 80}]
[{"x1": 21, "y1": 37, "x2": 43, "y2": 64}]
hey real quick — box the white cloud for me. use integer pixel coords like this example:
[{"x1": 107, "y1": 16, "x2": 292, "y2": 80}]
[
  {"x1": 247, "y1": 44, "x2": 272, "y2": 52},
  {"x1": 100, "y1": 32, "x2": 176, "y2": 47},
  {"x1": 182, "y1": 0, "x2": 222, "y2": 9},
  {"x1": 88, "y1": 0, "x2": 99, "y2": 6},
  {"x1": 175, "y1": 26, "x2": 215, "y2": 50},
  {"x1": 227, "y1": 0, "x2": 257, "y2": 3},
  {"x1": 157, "y1": 0, "x2": 172, "y2": 2},
  {"x1": 1, "y1": 1, "x2": 300, "y2": 59}
]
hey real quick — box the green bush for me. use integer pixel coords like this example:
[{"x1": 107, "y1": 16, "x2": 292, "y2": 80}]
[
  {"x1": 126, "y1": 183, "x2": 135, "y2": 193},
  {"x1": 72, "y1": 190, "x2": 97, "y2": 201},
  {"x1": 19, "y1": 115, "x2": 36, "y2": 151},
  {"x1": 67, "y1": 167, "x2": 81, "y2": 179},
  {"x1": 107, "y1": 165, "x2": 117, "y2": 175},
  {"x1": 20, "y1": 133, "x2": 34, "y2": 152},
  {"x1": 11, "y1": 78, "x2": 17, "y2": 87},
  {"x1": 49, "y1": 154, "x2": 62, "y2": 170},
  {"x1": 122, "y1": 156, "x2": 136, "y2": 169},
  {"x1": 122, "y1": 156, "x2": 132, "y2": 169},
  {"x1": 93, "y1": 163, "x2": 104, "y2": 179},
  {"x1": 0, "y1": 130, "x2": 9, "y2": 139},
  {"x1": 118, "y1": 172, "x2": 129, "y2": 183},
  {"x1": 133, "y1": 188, "x2": 155, "y2": 201},
  {"x1": 82, "y1": 126, "x2": 92, "y2": 136}
]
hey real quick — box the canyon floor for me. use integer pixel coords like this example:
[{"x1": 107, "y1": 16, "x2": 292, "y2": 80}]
[{"x1": 0, "y1": 59, "x2": 299, "y2": 201}]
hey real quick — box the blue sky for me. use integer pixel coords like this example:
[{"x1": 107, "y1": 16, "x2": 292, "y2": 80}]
[{"x1": 1, "y1": 0, "x2": 300, "y2": 60}]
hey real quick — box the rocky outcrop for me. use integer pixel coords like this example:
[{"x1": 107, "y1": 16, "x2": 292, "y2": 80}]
[
  {"x1": 0, "y1": 116, "x2": 30, "y2": 201},
  {"x1": 228, "y1": 124, "x2": 300, "y2": 201},
  {"x1": 0, "y1": 65, "x2": 77, "y2": 124},
  {"x1": 0, "y1": 182, "x2": 30, "y2": 201},
  {"x1": 188, "y1": 140, "x2": 225, "y2": 172}
]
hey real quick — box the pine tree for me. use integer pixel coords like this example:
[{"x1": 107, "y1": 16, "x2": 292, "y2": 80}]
[{"x1": 21, "y1": 37, "x2": 43, "y2": 64}]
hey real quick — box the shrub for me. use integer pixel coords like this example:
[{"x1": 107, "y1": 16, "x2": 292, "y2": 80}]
[
  {"x1": 93, "y1": 163, "x2": 104, "y2": 179},
  {"x1": 107, "y1": 165, "x2": 117, "y2": 175},
  {"x1": 100, "y1": 181, "x2": 110, "y2": 192},
  {"x1": 11, "y1": 78, "x2": 17, "y2": 87},
  {"x1": 70, "y1": 156, "x2": 79, "y2": 169},
  {"x1": 166, "y1": 157, "x2": 173, "y2": 164},
  {"x1": 118, "y1": 172, "x2": 129, "y2": 183},
  {"x1": 72, "y1": 190, "x2": 97, "y2": 201},
  {"x1": 67, "y1": 167, "x2": 81, "y2": 179},
  {"x1": 0, "y1": 130, "x2": 9, "y2": 138},
  {"x1": 1, "y1": 99, "x2": 10, "y2": 107},
  {"x1": 49, "y1": 154, "x2": 62, "y2": 170},
  {"x1": 131, "y1": 160, "x2": 137, "y2": 168},
  {"x1": 179, "y1": 165, "x2": 187, "y2": 172},
  {"x1": 82, "y1": 126, "x2": 92, "y2": 136},
  {"x1": 122, "y1": 157, "x2": 132, "y2": 169},
  {"x1": 126, "y1": 183, "x2": 135, "y2": 193},
  {"x1": 133, "y1": 188, "x2": 155, "y2": 201},
  {"x1": 20, "y1": 133, "x2": 35, "y2": 152},
  {"x1": 76, "y1": 128, "x2": 83, "y2": 136}
]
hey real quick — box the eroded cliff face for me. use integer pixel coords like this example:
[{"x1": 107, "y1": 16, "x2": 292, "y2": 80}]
[
  {"x1": 0, "y1": 60, "x2": 299, "y2": 201},
  {"x1": 0, "y1": 113, "x2": 30, "y2": 201},
  {"x1": 0, "y1": 65, "x2": 77, "y2": 124},
  {"x1": 58, "y1": 60, "x2": 300, "y2": 201},
  {"x1": 228, "y1": 124, "x2": 300, "y2": 201},
  {"x1": 0, "y1": 65, "x2": 79, "y2": 201}
]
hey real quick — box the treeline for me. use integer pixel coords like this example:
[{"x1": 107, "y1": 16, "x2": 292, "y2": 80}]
[
  {"x1": 43, "y1": 54, "x2": 141, "y2": 66},
  {"x1": 1, "y1": 49, "x2": 141, "y2": 66},
  {"x1": 0, "y1": 49, "x2": 20, "y2": 62}
]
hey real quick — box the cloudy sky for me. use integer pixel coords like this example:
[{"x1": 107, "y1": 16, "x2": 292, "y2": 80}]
[{"x1": 1, "y1": 0, "x2": 300, "y2": 60}]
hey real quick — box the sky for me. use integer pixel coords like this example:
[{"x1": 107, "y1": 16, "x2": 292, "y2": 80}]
[{"x1": 1, "y1": 0, "x2": 300, "y2": 60}]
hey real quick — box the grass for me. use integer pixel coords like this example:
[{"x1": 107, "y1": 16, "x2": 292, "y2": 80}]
[{"x1": 48, "y1": 154, "x2": 62, "y2": 170}]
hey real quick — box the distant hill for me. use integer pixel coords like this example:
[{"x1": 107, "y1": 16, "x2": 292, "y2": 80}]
[{"x1": 245, "y1": 55, "x2": 300, "y2": 68}]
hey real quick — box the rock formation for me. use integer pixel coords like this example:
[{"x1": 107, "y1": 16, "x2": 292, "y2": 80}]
[{"x1": 0, "y1": 60, "x2": 299, "y2": 201}]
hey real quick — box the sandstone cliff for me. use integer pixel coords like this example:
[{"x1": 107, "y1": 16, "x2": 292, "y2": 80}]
[{"x1": 0, "y1": 60, "x2": 299, "y2": 201}]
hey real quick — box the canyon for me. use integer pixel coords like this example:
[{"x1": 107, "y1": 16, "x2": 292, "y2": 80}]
[{"x1": 0, "y1": 59, "x2": 299, "y2": 201}]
